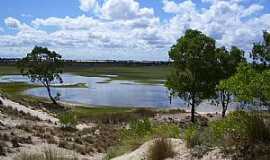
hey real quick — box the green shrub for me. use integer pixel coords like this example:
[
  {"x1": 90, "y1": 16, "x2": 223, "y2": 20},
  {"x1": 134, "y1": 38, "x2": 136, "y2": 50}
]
[
  {"x1": 59, "y1": 111, "x2": 77, "y2": 128},
  {"x1": 148, "y1": 138, "x2": 175, "y2": 160},
  {"x1": 209, "y1": 111, "x2": 270, "y2": 144},
  {"x1": 152, "y1": 124, "x2": 180, "y2": 138},
  {"x1": 184, "y1": 125, "x2": 201, "y2": 148},
  {"x1": 129, "y1": 119, "x2": 152, "y2": 136}
]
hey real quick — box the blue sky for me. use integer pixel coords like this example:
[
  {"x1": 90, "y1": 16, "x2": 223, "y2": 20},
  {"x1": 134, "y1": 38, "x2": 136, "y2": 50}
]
[{"x1": 0, "y1": 0, "x2": 269, "y2": 60}]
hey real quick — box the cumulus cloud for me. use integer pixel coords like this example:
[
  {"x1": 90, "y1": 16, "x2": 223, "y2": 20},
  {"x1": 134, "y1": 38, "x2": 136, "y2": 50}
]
[
  {"x1": 162, "y1": 0, "x2": 196, "y2": 14},
  {"x1": 4, "y1": 17, "x2": 22, "y2": 29},
  {"x1": 32, "y1": 15, "x2": 98, "y2": 30},
  {"x1": 162, "y1": 0, "x2": 268, "y2": 51},
  {"x1": 79, "y1": 0, "x2": 98, "y2": 12},
  {"x1": 99, "y1": 0, "x2": 154, "y2": 20}
]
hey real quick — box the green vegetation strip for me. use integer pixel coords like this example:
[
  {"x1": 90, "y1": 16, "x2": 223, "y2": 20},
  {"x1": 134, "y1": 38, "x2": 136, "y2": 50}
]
[{"x1": 0, "y1": 65, "x2": 170, "y2": 84}]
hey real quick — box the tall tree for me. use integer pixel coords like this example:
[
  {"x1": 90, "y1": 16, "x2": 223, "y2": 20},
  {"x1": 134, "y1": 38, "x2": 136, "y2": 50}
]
[
  {"x1": 251, "y1": 31, "x2": 270, "y2": 70},
  {"x1": 17, "y1": 46, "x2": 63, "y2": 104},
  {"x1": 166, "y1": 29, "x2": 218, "y2": 122},
  {"x1": 216, "y1": 46, "x2": 245, "y2": 117}
]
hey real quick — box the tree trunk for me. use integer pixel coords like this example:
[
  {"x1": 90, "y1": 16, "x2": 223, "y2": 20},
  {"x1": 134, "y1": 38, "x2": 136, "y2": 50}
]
[
  {"x1": 221, "y1": 91, "x2": 229, "y2": 118},
  {"x1": 222, "y1": 106, "x2": 226, "y2": 118},
  {"x1": 46, "y1": 86, "x2": 57, "y2": 104},
  {"x1": 191, "y1": 95, "x2": 195, "y2": 123}
]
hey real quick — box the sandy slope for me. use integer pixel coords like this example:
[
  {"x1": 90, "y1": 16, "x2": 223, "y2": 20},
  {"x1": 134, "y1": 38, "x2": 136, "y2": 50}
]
[{"x1": 0, "y1": 96, "x2": 59, "y2": 124}]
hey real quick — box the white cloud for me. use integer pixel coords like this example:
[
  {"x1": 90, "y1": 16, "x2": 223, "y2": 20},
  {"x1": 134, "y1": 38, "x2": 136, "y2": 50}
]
[
  {"x1": 100, "y1": 0, "x2": 154, "y2": 20},
  {"x1": 241, "y1": 4, "x2": 264, "y2": 17},
  {"x1": 32, "y1": 15, "x2": 98, "y2": 30},
  {"x1": 162, "y1": 0, "x2": 268, "y2": 51},
  {"x1": 162, "y1": 0, "x2": 196, "y2": 14},
  {"x1": 4, "y1": 17, "x2": 22, "y2": 29},
  {"x1": 79, "y1": 0, "x2": 98, "y2": 12}
]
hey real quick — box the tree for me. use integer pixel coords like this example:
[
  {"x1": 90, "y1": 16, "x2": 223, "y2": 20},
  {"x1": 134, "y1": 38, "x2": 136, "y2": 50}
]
[
  {"x1": 216, "y1": 46, "x2": 245, "y2": 117},
  {"x1": 166, "y1": 29, "x2": 218, "y2": 122},
  {"x1": 219, "y1": 63, "x2": 270, "y2": 109},
  {"x1": 17, "y1": 46, "x2": 63, "y2": 104},
  {"x1": 251, "y1": 31, "x2": 270, "y2": 70}
]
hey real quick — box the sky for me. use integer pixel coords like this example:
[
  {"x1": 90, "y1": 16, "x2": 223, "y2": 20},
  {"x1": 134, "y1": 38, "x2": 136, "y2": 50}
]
[{"x1": 0, "y1": 0, "x2": 269, "y2": 61}]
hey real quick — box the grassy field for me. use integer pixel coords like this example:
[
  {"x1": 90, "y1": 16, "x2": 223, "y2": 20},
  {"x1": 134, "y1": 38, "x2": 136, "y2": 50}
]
[
  {"x1": 0, "y1": 65, "x2": 20, "y2": 75},
  {"x1": 0, "y1": 64, "x2": 171, "y2": 84},
  {"x1": 64, "y1": 65, "x2": 170, "y2": 83}
]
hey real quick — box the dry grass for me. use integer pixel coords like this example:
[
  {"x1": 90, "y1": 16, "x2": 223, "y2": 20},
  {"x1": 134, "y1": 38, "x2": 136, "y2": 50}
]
[
  {"x1": 14, "y1": 147, "x2": 78, "y2": 160},
  {"x1": 147, "y1": 138, "x2": 175, "y2": 160}
]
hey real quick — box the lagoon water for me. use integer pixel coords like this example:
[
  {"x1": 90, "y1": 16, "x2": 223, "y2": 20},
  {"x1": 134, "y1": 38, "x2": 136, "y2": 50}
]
[{"x1": 0, "y1": 74, "x2": 185, "y2": 108}]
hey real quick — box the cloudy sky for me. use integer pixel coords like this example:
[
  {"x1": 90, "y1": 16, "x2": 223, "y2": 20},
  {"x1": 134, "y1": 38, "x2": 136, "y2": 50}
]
[{"x1": 0, "y1": 0, "x2": 269, "y2": 60}]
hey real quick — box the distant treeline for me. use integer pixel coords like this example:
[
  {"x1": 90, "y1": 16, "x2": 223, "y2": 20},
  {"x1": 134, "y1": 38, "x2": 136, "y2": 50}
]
[{"x1": 0, "y1": 58, "x2": 170, "y2": 67}]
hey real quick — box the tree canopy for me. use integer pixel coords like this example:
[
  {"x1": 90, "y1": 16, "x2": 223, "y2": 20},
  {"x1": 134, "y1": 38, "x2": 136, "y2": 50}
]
[
  {"x1": 219, "y1": 63, "x2": 270, "y2": 108},
  {"x1": 17, "y1": 46, "x2": 63, "y2": 104},
  {"x1": 166, "y1": 29, "x2": 219, "y2": 122},
  {"x1": 252, "y1": 31, "x2": 270, "y2": 69},
  {"x1": 216, "y1": 46, "x2": 245, "y2": 117}
]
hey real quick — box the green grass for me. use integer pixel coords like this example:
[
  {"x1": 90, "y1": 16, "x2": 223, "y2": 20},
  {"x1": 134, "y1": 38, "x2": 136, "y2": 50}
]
[
  {"x1": 0, "y1": 82, "x2": 35, "y2": 94},
  {"x1": 0, "y1": 64, "x2": 170, "y2": 84},
  {"x1": 0, "y1": 65, "x2": 20, "y2": 75},
  {"x1": 64, "y1": 65, "x2": 170, "y2": 84}
]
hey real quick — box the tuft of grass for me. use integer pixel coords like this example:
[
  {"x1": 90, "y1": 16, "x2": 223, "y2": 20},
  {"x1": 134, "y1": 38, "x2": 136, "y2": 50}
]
[
  {"x1": 184, "y1": 125, "x2": 201, "y2": 148},
  {"x1": 148, "y1": 138, "x2": 175, "y2": 160}
]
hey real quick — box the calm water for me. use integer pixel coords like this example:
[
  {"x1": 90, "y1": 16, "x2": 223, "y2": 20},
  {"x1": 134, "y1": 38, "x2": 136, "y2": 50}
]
[{"x1": 0, "y1": 74, "x2": 185, "y2": 108}]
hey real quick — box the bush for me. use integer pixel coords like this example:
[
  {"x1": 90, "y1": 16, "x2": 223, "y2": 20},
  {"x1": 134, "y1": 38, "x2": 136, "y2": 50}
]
[
  {"x1": 128, "y1": 118, "x2": 152, "y2": 136},
  {"x1": 152, "y1": 124, "x2": 179, "y2": 138},
  {"x1": 59, "y1": 111, "x2": 77, "y2": 128},
  {"x1": 208, "y1": 111, "x2": 270, "y2": 144},
  {"x1": 184, "y1": 125, "x2": 201, "y2": 148},
  {"x1": 148, "y1": 138, "x2": 175, "y2": 160}
]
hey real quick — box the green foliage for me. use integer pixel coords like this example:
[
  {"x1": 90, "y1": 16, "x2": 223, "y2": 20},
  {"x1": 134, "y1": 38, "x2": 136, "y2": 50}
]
[
  {"x1": 252, "y1": 31, "x2": 270, "y2": 67},
  {"x1": 166, "y1": 29, "x2": 219, "y2": 122},
  {"x1": 59, "y1": 111, "x2": 77, "y2": 128},
  {"x1": 215, "y1": 46, "x2": 245, "y2": 117},
  {"x1": 183, "y1": 111, "x2": 270, "y2": 148},
  {"x1": 148, "y1": 138, "x2": 175, "y2": 160},
  {"x1": 208, "y1": 111, "x2": 270, "y2": 144},
  {"x1": 219, "y1": 63, "x2": 270, "y2": 105},
  {"x1": 152, "y1": 124, "x2": 180, "y2": 138},
  {"x1": 17, "y1": 46, "x2": 63, "y2": 104},
  {"x1": 184, "y1": 125, "x2": 202, "y2": 148},
  {"x1": 129, "y1": 119, "x2": 152, "y2": 136}
]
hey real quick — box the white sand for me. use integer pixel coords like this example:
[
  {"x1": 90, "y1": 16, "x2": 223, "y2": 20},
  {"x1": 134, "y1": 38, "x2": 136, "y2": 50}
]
[{"x1": 0, "y1": 96, "x2": 59, "y2": 124}]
